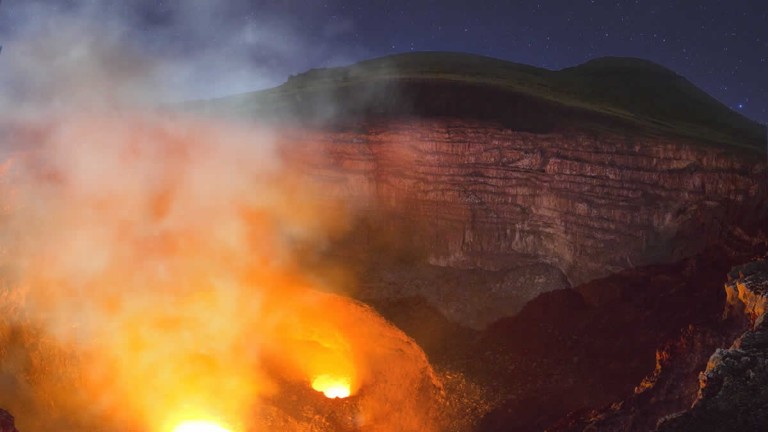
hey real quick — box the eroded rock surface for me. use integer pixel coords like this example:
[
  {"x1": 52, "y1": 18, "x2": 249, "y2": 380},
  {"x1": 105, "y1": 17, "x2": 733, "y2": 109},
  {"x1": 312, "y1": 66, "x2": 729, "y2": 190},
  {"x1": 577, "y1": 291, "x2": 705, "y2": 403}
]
[
  {"x1": 0, "y1": 410, "x2": 18, "y2": 432},
  {"x1": 285, "y1": 120, "x2": 768, "y2": 325},
  {"x1": 548, "y1": 323, "x2": 743, "y2": 432},
  {"x1": 657, "y1": 258, "x2": 768, "y2": 432},
  {"x1": 360, "y1": 248, "x2": 754, "y2": 432},
  {"x1": 547, "y1": 256, "x2": 768, "y2": 432}
]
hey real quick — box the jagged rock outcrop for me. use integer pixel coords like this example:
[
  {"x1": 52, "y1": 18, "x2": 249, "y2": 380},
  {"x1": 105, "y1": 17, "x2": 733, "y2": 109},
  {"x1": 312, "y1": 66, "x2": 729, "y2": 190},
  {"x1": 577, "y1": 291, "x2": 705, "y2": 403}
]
[
  {"x1": 657, "y1": 258, "x2": 768, "y2": 432},
  {"x1": 469, "y1": 248, "x2": 750, "y2": 432},
  {"x1": 0, "y1": 410, "x2": 18, "y2": 432},
  {"x1": 547, "y1": 323, "x2": 744, "y2": 432},
  {"x1": 545, "y1": 256, "x2": 768, "y2": 432}
]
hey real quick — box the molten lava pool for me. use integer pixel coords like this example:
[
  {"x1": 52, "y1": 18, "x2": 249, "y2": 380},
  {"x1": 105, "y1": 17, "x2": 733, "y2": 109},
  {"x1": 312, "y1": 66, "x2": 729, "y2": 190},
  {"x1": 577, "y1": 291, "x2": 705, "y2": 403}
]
[{"x1": 312, "y1": 375, "x2": 352, "y2": 399}]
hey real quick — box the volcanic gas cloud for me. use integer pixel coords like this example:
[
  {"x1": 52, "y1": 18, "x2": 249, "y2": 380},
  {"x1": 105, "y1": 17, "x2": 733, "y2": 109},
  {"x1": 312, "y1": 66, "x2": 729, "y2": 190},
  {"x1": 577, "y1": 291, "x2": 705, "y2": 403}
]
[{"x1": 0, "y1": 112, "x2": 443, "y2": 431}]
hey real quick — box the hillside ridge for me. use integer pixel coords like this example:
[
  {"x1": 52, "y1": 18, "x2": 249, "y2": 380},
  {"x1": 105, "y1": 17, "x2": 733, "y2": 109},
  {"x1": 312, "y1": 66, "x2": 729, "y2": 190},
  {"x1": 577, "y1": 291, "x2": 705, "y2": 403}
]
[{"x1": 194, "y1": 51, "x2": 765, "y2": 154}]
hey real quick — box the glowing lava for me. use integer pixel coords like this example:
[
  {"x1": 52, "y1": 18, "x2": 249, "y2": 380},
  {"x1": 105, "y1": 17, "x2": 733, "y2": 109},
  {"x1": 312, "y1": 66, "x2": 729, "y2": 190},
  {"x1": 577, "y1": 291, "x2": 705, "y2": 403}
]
[
  {"x1": 172, "y1": 420, "x2": 232, "y2": 432},
  {"x1": 311, "y1": 374, "x2": 352, "y2": 399},
  {"x1": 0, "y1": 114, "x2": 445, "y2": 431}
]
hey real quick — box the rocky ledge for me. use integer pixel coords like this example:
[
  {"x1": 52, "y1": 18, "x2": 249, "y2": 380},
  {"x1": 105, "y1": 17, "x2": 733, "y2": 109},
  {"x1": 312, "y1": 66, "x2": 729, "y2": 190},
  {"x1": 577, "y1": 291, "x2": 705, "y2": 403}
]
[
  {"x1": 657, "y1": 257, "x2": 768, "y2": 431},
  {"x1": 0, "y1": 410, "x2": 17, "y2": 432},
  {"x1": 549, "y1": 256, "x2": 768, "y2": 432}
]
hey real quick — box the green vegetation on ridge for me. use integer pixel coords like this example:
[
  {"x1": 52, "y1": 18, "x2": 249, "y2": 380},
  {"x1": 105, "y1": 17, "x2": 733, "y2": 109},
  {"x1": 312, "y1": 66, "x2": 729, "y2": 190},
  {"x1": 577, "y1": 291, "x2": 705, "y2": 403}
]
[{"x1": 198, "y1": 52, "x2": 766, "y2": 154}]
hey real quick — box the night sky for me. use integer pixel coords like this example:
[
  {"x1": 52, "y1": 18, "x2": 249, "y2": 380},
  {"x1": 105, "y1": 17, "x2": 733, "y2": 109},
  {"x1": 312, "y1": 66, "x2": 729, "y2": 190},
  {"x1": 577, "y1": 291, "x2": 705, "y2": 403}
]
[{"x1": 1, "y1": 0, "x2": 766, "y2": 124}]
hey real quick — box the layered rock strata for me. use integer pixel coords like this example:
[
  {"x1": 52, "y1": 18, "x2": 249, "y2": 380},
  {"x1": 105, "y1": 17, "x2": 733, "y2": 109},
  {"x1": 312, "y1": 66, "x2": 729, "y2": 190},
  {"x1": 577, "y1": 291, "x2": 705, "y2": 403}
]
[{"x1": 284, "y1": 119, "x2": 768, "y2": 324}]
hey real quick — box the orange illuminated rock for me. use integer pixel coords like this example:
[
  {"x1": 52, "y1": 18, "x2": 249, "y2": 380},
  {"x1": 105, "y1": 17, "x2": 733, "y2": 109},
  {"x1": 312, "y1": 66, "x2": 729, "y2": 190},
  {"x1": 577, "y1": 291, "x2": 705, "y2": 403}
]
[
  {"x1": 0, "y1": 410, "x2": 18, "y2": 432},
  {"x1": 0, "y1": 114, "x2": 445, "y2": 432}
]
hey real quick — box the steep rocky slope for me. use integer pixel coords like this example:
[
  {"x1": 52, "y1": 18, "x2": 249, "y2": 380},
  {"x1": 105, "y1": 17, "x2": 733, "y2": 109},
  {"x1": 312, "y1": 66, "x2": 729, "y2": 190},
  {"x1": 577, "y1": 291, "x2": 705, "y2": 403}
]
[
  {"x1": 2, "y1": 52, "x2": 767, "y2": 432},
  {"x1": 472, "y1": 247, "x2": 758, "y2": 432},
  {"x1": 657, "y1": 257, "x2": 768, "y2": 431},
  {"x1": 0, "y1": 410, "x2": 17, "y2": 432},
  {"x1": 281, "y1": 120, "x2": 766, "y2": 326},
  {"x1": 195, "y1": 53, "x2": 768, "y2": 326},
  {"x1": 546, "y1": 255, "x2": 768, "y2": 432}
]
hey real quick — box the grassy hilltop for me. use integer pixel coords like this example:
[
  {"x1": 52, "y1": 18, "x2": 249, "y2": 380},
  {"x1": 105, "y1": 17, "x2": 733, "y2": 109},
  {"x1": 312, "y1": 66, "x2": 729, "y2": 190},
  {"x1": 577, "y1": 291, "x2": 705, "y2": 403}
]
[{"x1": 193, "y1": 52, "x2": 766, "y2": 154}]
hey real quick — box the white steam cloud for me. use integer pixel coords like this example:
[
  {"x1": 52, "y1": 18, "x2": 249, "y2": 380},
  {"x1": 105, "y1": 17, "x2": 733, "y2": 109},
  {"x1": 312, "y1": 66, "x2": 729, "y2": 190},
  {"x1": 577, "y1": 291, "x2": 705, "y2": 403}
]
[
  {"x1": 0, "y1": 0, "x2": 365, "y2": 103},
  {"x1": 0, "y1": 4, "x2": 444, "y2": 432}
]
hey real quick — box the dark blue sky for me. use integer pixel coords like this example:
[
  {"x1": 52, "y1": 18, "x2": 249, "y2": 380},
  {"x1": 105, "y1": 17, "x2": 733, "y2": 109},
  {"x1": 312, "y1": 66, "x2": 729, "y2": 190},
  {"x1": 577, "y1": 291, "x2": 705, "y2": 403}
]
[
  {"x1": 2, "y1": 1, "x2": 766, "y2": 124},
  {"x1": 256, "y1": 0, "x2": 767, "y2": 124}
]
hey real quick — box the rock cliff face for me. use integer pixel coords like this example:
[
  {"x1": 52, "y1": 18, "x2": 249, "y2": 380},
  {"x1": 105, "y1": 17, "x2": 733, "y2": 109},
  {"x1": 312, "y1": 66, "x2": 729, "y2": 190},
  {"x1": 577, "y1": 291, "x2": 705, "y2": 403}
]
[
  {"x1": 283, "y1": 120, "x2": 767, "y2": 325},
  {"x1": 464, "y1": 247, "x2": 754, "y2": 432},
  {"x1": 657, "y1": 257, "x2": 768, "y2": 432},
  {"x1": 0, "y1": 410, "x2": 18, "y2": 432},
  {"x1": 543, "y1": 255, "x2": 768, "y2": 432},
  {"x1": 198, "y1": 53, "x2": 768, "y2": 326}
]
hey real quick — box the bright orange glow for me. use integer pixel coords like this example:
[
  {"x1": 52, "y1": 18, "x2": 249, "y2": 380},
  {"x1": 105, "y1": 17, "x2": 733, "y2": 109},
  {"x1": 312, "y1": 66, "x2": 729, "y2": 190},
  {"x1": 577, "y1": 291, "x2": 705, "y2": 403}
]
[
  {"x1": 312, "y1": 374, "x2": 352, "y2": 398},
  {"x1": 172, "y1": 420, "x2": 231, "y2": 432},
  {"x1": 0, "y1": 114, "x2": 445, "y2": 432}
]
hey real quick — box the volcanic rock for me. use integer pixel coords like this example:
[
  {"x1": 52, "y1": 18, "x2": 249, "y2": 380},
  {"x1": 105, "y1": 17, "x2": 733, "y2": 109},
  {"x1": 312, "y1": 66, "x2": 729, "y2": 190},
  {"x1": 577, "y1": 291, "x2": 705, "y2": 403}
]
[
  {"x1": 0, "y1": 410, "x2": 18, "y2": 432},
  {"x1": 544, "y1": 256, "x2": 768, "y2": 432},
  {"x1": 547, "y1": 323, "x2": 744, "y2": 432},
  {"x1": 465, "y1": 247, "x2": 768, "y2": 432},
  {"x1": 657, "y1": 258, "x2": 768, "y2": 432},
  {"x1": 188, "y1": 53, "x2": 768, "y2": 428},
  {"x1": 197, "y1": 53, "x2": 768, "y2": 325},
  {"x1": 283, "y1": 119, "x2": 767, "y2": 326}
]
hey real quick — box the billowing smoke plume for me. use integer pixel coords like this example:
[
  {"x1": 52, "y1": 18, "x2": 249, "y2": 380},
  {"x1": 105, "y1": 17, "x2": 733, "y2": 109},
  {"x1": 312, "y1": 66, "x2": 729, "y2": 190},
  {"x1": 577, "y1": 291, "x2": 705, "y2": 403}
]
[
  {"x1": 0, "y1": 0, "x2": 364, "y2": 104},
  {"x1": 0, "y1": 5, "x2": 442, "y2": 432}
]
